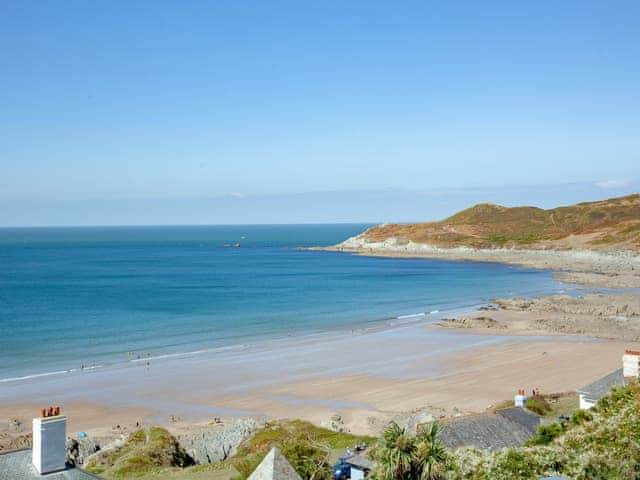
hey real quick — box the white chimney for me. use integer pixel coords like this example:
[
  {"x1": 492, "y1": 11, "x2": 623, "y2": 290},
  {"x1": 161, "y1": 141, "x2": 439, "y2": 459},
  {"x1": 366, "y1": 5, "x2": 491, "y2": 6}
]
[
  {"x1": 32, "y1": 406, "x2": 66, "y2": 475},
  {"x1": 622, "y1": 350, "x2": 640, "y2": 379}
]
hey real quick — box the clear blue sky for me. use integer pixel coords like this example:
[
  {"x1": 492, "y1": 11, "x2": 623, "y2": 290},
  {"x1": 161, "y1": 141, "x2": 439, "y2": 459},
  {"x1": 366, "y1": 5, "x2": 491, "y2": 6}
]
[{"x1": 1, "y1": 1, "x2": 639, "y2": 225}]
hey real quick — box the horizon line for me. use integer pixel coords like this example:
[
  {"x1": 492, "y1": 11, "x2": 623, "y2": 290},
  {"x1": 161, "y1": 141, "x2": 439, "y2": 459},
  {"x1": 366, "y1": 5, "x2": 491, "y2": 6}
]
[{"x1": 0, "y1": 221, "x2": 380, "y2": 229}]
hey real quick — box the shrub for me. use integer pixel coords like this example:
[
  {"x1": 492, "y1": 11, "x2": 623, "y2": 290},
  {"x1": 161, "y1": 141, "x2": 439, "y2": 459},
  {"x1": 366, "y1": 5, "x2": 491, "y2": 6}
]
[
  {"x1": 449, "y1": 383, "x2": 640, "y2": 479},
  {"x1": 85, "y1": 427, "x2": 194, "y2": 478},
  {"x1": 525, "y1": 423, "x2": 565, "y2": 446},
  {"x1": 231, "y1": 420, "x2": 374, "y2": 480},
  {"x1": 525, "y1": 396, "x2": 551, "y2": 415},
  {"x1": 569, "y1": 408, "x2": 593, "y2": 426}
]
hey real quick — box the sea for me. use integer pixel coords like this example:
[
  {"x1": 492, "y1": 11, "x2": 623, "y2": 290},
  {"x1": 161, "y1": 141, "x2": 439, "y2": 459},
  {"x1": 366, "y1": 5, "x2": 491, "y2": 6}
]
[{"x1": 0, "y1": 224, "x2": 572, "y2": 382}]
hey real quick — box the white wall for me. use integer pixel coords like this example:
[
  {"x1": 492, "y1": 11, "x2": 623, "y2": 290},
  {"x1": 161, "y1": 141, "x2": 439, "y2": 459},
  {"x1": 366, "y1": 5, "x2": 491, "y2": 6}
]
[
  {"x1": 33, "y1": 416, "x2": 66, "y2": 474},
  {"x1": 350, "y1": 467, "x2": 366, "y2": 480}
]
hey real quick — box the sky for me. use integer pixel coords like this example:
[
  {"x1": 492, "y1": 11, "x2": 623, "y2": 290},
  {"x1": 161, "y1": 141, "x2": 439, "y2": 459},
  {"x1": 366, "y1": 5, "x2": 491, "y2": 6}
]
[{"x1": 1, "y1": 1, "x2": 639, "y2": 226}]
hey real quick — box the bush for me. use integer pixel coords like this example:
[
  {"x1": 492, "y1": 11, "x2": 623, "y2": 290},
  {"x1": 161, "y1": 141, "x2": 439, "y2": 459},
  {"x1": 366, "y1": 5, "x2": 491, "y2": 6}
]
[
  {"x1": 569, "y1": 408, "x2": 593, "y2": 426},
  {"x1": 449, "y1": 383, "x2": 640, "y2": 479},
  {"x1": 525, "y1": 397, "x2": 551, "y2": 415},
  {"x1": 85, "y1": 427, "x2": 194, "y2": 478},
  {"x1": 231, "y1": 420, "x2": 374, "y2": 480},
  {"x1": 524, "y1": 423, "x2": 565, "y2": 446}
]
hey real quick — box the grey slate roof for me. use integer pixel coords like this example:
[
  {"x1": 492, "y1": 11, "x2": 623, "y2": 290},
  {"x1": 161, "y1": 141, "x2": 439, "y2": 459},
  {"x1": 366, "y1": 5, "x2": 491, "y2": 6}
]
[
  {"x1": 577, "y1": 368, "x2": 626, "y2": 402},
  {"x1": 496, "y1": 405, "x2": 541, "y2": 432},
  {"x1": 247, "y1": 447, "x2": 302, "y2": 480},
  {"x1": 437, "y1": 407, "x2": 540, "y2": 451},
  {"x1": 0, "y1": 449, "x2": 100, "y2": 480}
]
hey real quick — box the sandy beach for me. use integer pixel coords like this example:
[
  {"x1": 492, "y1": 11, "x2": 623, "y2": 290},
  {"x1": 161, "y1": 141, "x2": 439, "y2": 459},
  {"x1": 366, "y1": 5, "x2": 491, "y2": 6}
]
[
  {"x1": 2, "y1": 233, "x2": 639, "y2": 452},
  {"x1": 1, "y1": 313, "x2": 636, "y2": 450}
]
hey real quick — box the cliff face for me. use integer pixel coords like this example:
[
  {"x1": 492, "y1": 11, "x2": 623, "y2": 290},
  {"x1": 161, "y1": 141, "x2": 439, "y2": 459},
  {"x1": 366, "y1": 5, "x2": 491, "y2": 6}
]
[{"x1": 360, "y1": 194, "x2": 640, "y2": 251}]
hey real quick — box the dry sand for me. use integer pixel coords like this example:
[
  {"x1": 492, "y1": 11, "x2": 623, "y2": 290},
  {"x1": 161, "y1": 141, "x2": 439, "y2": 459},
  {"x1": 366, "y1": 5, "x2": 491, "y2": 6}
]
[
  {"x1": 1, "y1": 324, "x2": 635, "y2": 446},
  {"x1": 0, "y1": 402, "x2": 149, "y2": 452},
  {"x1": 209, "y1": 337, "x2": 635, "y2": 434}
]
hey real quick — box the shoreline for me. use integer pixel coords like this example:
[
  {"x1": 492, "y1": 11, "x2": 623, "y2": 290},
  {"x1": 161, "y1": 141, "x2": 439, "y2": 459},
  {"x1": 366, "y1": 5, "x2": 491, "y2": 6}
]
[
  {"x1": 319, "y1": 237, "x2": 640, "y2": 344},
  {"x1": 2, "y1": 309, "x2": 637, "y2": 441},
  {"x1": 3, "y1": 240, "x2": 639, "y2": 455},
  {"x1": 2, "y1": 333, "x2": 635, "y2": 448},
  {"x1": 316, "y1": 235, "x2": 640, "y2": 288},
  {"x1": 0, "y1": 303, "x2": 484, "y2": 386}
]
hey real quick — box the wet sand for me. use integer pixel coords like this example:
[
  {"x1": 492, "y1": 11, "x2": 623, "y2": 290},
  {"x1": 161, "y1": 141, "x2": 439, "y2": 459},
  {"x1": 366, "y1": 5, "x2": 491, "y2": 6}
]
[{"x1": 1, "y1": 318, "x2": 636, "y2": 445}]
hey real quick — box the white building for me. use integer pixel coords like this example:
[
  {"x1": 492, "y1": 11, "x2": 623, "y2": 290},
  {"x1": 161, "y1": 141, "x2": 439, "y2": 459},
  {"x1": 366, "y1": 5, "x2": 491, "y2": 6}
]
[{"x1": 577, "y1": 350, "x2": 639, "y2": 410}]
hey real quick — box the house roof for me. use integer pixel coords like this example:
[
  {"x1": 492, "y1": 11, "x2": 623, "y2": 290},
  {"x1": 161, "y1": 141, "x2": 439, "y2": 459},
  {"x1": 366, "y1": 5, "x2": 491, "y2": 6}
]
[
  {"x1": 577, "y1": 368, "x2": 626, "y2": 402},
  {"x1": 436, "y1": 407, "x2": 540, "y2": 451},
  {"x1": 343, "y1": 453, "x2": 374, "y2": 471},
  {"x1": 247, "y1": 447, "x2": 302, "y2": 480},
  {"x1": 0, "y1": 449, "x2": 101, "y2": 480}
]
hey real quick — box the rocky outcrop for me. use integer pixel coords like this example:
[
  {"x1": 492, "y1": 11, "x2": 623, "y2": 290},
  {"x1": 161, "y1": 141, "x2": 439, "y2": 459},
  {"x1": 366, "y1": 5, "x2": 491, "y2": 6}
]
[
  {"x1": 176, "y1": 418, "x2": 261, "y2": 464},
  {"x1": 438, "y1": 316, "x2": 506, "y2": 330},
  {"x1": 66, "y1": 437, "x2": 101, "y2": 467}
]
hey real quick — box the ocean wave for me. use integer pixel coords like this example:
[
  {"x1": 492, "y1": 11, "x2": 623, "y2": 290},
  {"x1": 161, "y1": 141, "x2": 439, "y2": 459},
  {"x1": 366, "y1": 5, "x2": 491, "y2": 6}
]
[
  {"x1": 396, "y1": 312, "x2": 426, "y2": 320},
  {"x1": 0, "y1": 364, "x2": 104, "y2": 384},
  {"x1": 130, "y1": 349, "x2": 209, "y2": 363},
  {"x1": 0, "y1": 369, "x2": 73, "y2": 384}
]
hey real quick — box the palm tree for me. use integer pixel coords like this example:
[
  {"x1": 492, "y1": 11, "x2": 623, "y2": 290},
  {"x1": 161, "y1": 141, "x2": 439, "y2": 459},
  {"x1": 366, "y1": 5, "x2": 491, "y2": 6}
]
[
  {"x1": 377, "y1": 422, "x2": 415, "y2": 479},
  {"x1": 414, "y1": 423, "x2": 448, "y2": 480},
  {"x1": 373, "y1": 421, "x2": 448, "y2": 480}
]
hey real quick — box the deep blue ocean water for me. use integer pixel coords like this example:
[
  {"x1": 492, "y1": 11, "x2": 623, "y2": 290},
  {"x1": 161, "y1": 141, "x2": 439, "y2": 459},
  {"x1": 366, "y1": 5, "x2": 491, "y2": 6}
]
[{"x1": 0, "y1": 225, "x2": 568, "y2": 381}]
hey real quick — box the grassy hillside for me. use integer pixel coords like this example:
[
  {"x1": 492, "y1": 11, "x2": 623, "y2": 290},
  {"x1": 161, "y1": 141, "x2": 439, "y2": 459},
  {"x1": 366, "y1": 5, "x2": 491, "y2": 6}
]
[
  {"x1": 84, "y1": 420, "x2": 374, "y2": 480},
  {"x1": 230, "y1": 419, "x2": 375, "y2": 479},
  {"x1": 450, "y1": 382, "x2": 640, "y2": 479},
  {"x1": 362, "y1": 194, "x2": 640, "y2": 250},
  {"x1": 84, "y1": 427, "x2": 194, "y2": 478}
]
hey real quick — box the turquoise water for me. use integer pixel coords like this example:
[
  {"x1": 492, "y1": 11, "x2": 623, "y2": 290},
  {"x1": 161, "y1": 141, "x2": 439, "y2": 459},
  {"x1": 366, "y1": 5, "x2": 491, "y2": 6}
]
[{"x1": 0, "y1": 225, "x2": 567, "y2": 381}]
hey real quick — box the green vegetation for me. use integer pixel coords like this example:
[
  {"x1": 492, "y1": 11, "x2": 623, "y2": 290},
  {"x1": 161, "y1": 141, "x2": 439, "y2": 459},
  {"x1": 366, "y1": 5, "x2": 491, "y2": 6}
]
[
  {"x1": 448, "y1": 382, "x2": 640, "y2": 479},
  {"x1": 87, "y1": 420, "x2": 374, "y2": 480},
  {"x1": 523, "y1": 422, "x2": 565, "y2": 446},
  {"x1": 363, "y1": 193, "x2": 640, "y2": 250},
  {"x1": 120, "y1": 462, "x2": 237, "y2": 480},
  {"x1": 369, "y1": 422, "x2": 451, "y2": 480},
  {"x1": 523, "y1": 396, "x2": 551, "y2": 416},
  {"x1": 542, "y1": 393, "x2": 579, "y2": 420},
  {"x1": 487, "y1": 234, "x2": 540, "y2": 246},
  {"x1": 493, "y1": 393, "x2": 577, "y2": 420},
  {"x1": 83, "y1": 385, "x2": 639, "y2": 480},
  {"x1": 231, "y1": 420, "x2": 375, "y2": 480},
  {"x1": 84, "y1": 427, "x2": 194, "y2": 478}
]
